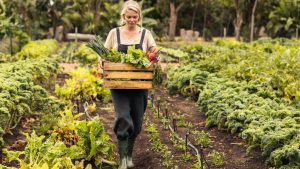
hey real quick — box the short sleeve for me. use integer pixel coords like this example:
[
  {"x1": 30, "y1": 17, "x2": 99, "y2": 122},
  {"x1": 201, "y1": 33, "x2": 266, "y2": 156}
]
[
  {"x1": 104, "y1": 29, "x2": 115, "y2": 49},
  {"x1": 145, "y1": 30, "x2": 156, "y2": 51}
]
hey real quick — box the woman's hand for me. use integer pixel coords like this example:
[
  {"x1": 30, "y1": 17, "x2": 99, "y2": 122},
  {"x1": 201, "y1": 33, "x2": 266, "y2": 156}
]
[
  {"x1": 146, "y1": 48, "x2": 160, "y2": 64},
  {"x1": 97, "y1": 58, "x2": 109, "y2": 79},
  {"x1": 98, "y1": 58, "x2": 105, "y2": 69}
]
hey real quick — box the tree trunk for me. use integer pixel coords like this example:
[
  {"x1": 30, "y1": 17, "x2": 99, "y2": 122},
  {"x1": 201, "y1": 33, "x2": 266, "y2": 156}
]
[
  {"x1": 202, "y1": 2, "x2": 207, "y2": 39},
  {"x1": 48, "y1": 5, "x2": 57, "y2": 39},
  {"x1": 168, "y1": 2, "x2": 184, "y2": 41},
  {"x1": 169, "y1": 3, "x2": 177, "y2": 41},
  {"x1": 19, "y1": 2, "x2": 28, "y2": 34},
  {"x1": 250, "y1": 0, "x2": 258, "y2": 42},
  {"x1": 191, "y1": 3, "x2": 199, "y2": 30},
  {"x1": 233, "y1": 0, "x2": 243, "y2": 41},
  {"x1": 51, "y1": 12, "x2": 57, "y2": 39},
  {"x1": 94, "y1": 0, "x2": 102, "y2": 23}
]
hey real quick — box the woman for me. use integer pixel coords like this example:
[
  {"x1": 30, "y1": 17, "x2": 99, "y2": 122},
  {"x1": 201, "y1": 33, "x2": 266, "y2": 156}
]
[{"x1": 103, "y1": 0, "x2": 158, "y2": 168}]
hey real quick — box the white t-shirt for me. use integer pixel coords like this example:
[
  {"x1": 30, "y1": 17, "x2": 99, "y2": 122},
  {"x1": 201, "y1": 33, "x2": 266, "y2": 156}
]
[{"x1": 104, "y1": 27, "x2": 156, "y2": 53}]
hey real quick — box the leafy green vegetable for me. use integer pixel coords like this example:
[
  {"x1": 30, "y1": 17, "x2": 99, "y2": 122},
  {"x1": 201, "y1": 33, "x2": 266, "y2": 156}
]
[
  {"x1": 87, "y1": 36, "x2": 151, "y2": 68},
  {"x1": 1, "y1": 108, "x2": 116, "y2": 168}
]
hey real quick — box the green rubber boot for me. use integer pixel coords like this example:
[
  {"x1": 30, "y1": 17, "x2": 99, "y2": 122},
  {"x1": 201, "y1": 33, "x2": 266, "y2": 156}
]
[
  {"x1": 127, "y1": 138, "x2": 135, "y2": 168},
  {"x1": 118, "y1": 139, "x2": 127, "y2": 169}
]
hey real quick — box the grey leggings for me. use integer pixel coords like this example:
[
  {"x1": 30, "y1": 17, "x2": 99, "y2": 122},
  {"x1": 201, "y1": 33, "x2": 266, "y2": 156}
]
[{"x1": 110, "y1": 89, "x2": 148, "y2": 140}]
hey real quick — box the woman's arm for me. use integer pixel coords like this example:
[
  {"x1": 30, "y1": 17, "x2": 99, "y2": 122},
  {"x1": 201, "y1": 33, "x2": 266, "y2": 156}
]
[
  {"x1": 146, "y1": 30, "x2": 159, "y2": 63},
  {"x1": 146, "y1": 30, "x2": 157, "y2": 53},
  {"x1": 104, "y1": 29, "x2": 115, "y2": 49},
  {"x1": 98, "y1": 29, "x2": 115, "y2": 77},
  {"x1": 148, "y1": 46, "x2": 156, "y2": 53}
]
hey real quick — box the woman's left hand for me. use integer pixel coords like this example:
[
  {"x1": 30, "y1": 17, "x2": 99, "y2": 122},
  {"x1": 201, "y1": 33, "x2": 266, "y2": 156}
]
[{"x1": 146, "y1": 49, "x2": 160, "y2": 63}]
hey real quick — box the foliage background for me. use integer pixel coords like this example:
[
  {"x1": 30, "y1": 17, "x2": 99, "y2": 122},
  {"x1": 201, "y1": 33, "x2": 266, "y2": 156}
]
[{"x1": 0, "y1": 0, "x2": 299, "y2": 43}]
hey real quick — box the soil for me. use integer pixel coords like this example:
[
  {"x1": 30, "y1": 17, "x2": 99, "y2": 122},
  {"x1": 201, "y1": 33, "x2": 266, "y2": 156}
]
[
  {"x1": 1, "y1": 63, "x2": 267, "y2": 169},
  {"x1": 98, "y1": 86, "x2": 266, "y2": 169}
]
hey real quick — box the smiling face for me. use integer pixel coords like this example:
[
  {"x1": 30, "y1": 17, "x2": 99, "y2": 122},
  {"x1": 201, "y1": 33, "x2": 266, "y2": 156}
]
[{"x1": 123, "y1": 9, "x2": 140, "y2": 27}]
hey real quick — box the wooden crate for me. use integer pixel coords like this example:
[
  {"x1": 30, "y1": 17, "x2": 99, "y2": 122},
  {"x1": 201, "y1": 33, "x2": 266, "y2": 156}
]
[{"x1": 103, "y1": 62, "x2": 154, "y2": 89}]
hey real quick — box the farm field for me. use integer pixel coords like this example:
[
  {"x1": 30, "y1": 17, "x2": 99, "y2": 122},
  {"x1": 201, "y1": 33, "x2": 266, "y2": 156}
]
[
  {"x1": 0, "y1": 38, "x2": 299, "y2": 169},
  {"x1": 1, "y1": 0, "x2": 300, "y2": 168}
]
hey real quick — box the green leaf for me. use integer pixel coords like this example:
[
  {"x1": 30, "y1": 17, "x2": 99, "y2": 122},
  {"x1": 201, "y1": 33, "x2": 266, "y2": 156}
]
[
  {"x1": 2, "y1": 148, "x2": 24, "y2": 162},
  {"x1": 285, "y1": 17, "x2": 294, "y2": 30}
]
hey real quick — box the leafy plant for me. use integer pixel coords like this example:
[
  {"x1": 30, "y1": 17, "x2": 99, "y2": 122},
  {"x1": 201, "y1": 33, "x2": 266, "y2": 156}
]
[
  {"x1": 192, "y1": 130, "x2": 211, "y2": 147},
  {"x1": 0, "y1": 58, "x2": 62, "y2": 148},
  {"x1": 55, "y1": 67, "x2": 111, "y2": 108},
  {"x1": 73, "y1": 44, "x2": 99, "y2": 65},
  {"x1": 2, "y1": 107, "x2": 116, "y2": 168},
  {"x1": 16, "y1": 39, "x2": 58, "y2": 60},
  {"x1": 145, "y1": 119, "x2": 175, "y2": 169},
  {"x1": 181, "y1": 153, "x2": 192, "y2": 162},
  {"x1": 208, "y1": 150, "x2": 225, "y2": 167},
  {"x1": 87, "y1": 36, "x2": 151, "y2": 68}
]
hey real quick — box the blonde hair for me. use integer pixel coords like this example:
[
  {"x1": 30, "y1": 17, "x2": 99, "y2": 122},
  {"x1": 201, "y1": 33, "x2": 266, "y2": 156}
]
[{"x1": 120, "y1": 0, "x2": 142, "y2": 26}]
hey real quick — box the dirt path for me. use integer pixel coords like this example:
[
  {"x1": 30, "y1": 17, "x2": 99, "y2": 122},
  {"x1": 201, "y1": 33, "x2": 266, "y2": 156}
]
[{"x1": 98, "y1": 86, "x2": 266, "y2": 169}]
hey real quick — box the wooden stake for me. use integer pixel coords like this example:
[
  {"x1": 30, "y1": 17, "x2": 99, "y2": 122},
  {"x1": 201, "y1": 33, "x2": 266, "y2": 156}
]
[
  {"x1": 173, "y1": 118, "x2": 177, "y2": 132},
  {"x1": 157, "y1": 98, "x2": 160, "y2": 118},
  {"x1": 185, "y1": 133, "x2": 188, "y2": 155},
  {"x1": 151, "y1": 93, "x2": 154, "y2": 107},
  {"x1": 200, "y1": 146, "x2": 204, "y2": 169},
  {"x1": 165, "y1": 108, "x2": 168, "y2": 119}
]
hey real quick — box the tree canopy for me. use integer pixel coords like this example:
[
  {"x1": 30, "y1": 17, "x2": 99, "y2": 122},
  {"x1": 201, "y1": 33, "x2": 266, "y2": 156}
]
[{"x1": 0, "y1": 0, "x2": 299, "y2": 41}]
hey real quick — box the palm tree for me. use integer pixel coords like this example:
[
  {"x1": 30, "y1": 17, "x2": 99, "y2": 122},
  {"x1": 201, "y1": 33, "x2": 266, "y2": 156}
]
[
  {"x1": 267, "y1": 0, "x2": 300, "y2": 38},
  {"x1": 140, "y1": 0, "x2": 158, "y2": 29}
]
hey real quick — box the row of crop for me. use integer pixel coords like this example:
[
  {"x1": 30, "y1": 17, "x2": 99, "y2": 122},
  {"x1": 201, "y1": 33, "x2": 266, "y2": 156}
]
[
  {"x1": 198, "y1": 76, "x2": 300, "y2": 168},
  {"x1": 158, "y1": 46, "x2": 188, "y2": 63},
  {"x1": 0, "y1": 58, "x2": 63, "y2": 146},
  {"x1": 167, "y1": 64, "x2": 300, "y2": 167},
  {"x1": 1, "y1": 65, "x2": 116, "y2": 168},
  {"x1": 16, "y1": 39, "x2": 58, "y2": 60},
  {"x1": 55, "y1": 67, "x2": 111, "y2": 113},
  {"x1": 56, "y1": 42, "x2": 99, "y2": 65},
  {"x1": 147, "y1": 94, "x2": 226, "y2": 168},
  {"x1": 0, "y1": 39, "x2": 58, "y2": 63},
  {"x1": 167, "y1": 49, "x2": 300, "y2": 167},
  {"x1": 158, "y1": 44, "x2": 228, "y2": 63},
  {"x1": 0, "y1": 37, "x2": 116, "y2": 168},
  {"x1": 0, "y1": 39, "x2": 60, "y2": 146},
  {"x1": 1, "y1": 107, "x2": 115, "y2": 169},
  {"x1": 174, "y1": 39, "x2": 300, "y2": 104},
  {"x1": 166, "y1": 62, "x2": 280, "y2": 101},
  {"x1": 166, "y1": 38, "x2": 300, "y2": 168},
  {"x1": 160, "y1": 40, "x2": 277, "y2": 65}
]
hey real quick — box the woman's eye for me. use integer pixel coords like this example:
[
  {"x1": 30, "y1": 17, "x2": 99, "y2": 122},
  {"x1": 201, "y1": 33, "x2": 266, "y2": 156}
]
[{"x1": 126, "y1": 16, "x2": 138, "y2": 19}]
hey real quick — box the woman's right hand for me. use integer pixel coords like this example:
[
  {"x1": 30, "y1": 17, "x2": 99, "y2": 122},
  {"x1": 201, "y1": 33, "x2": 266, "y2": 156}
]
[
  {"x1": 98, "y1": 58, "x2": 107, "y2": 79},
  {"x1": 98, "y1": 58, "x2": 105, "y2": 69}
]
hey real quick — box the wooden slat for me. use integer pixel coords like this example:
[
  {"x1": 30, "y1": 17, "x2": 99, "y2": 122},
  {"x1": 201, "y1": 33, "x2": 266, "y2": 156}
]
[
  {"x1": 104, "y1": 80, "x2": 153, "y2": 89},
  {"x1": 104, "y1": 62, "x2": 153, "y2": 71},
  {"x1": 104, "y1": 71, "x2": 153, "y2": 79}
]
